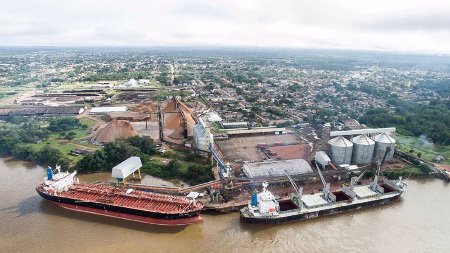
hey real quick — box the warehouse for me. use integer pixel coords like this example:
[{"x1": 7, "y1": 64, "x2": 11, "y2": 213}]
[
  {"x1": 222, "y1": 127, "x2": 287, "y2": 138},
  {"x1": 90, "y1": 106, "x2": 127, "y2": 115},
  {"x1": 243, "y1": 159, "x2": 313, "y2": 179},
  {"x1": 0, "y1": 106, "x2": 85, "y2": 117}
]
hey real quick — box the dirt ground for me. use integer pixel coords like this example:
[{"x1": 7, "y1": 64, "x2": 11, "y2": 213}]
[
  {"x1": 434, "y1": 163, "x2": 450, "y2": 172},
  {"x1": 269, "y1": 144, "x2": 313, "y2": 160},
  {"x1": 130, "y1": 121, "x2": 178, "y2": 142},
  {"x1": 216, "y1": 134, "x2": 302, "y2": 162},
  {"x1": 382, "y1": 158, "x2": 410, "y2": 170}
]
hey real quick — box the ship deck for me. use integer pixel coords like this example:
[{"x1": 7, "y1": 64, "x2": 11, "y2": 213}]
[
  {"x1": 241, "y1": 189, "x2": 402, "y2": 219},
  {"x1": 54, "y1": 184, "x2": 203, "y2": 214}
]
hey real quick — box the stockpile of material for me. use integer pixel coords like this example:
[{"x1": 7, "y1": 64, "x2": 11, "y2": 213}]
[
  {"x1": 132, "y1": 101, "x2": 158, "y2": 120},
  {"x1": 95, "y1": 120, "x2": 138, "y2": 143},
  {"x1": 162, "y1": 98, "x2": 196, "y2": 140}
]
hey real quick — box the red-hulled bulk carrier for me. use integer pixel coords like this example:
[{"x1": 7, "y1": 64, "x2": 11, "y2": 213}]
[{"x1": 36, "y1": 166, "x2": 203, "y2": 226}]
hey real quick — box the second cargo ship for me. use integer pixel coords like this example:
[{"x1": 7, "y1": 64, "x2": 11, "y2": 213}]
[{"x1": 240, "y1": 162, "x2": 407, "y2": 224}]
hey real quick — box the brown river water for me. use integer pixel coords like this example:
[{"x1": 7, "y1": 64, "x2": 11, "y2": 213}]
[{"x1": 1, "y1": 157, "x2": 449, "y2": 253}]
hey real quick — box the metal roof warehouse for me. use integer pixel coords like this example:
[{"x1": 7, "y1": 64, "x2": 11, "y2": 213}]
[
  {"x1": 243, "y1": 159, "x2": 313, "y2": 179},
  {"x1": 90, "y1": 106, "x2": 127, "y2": 114}
]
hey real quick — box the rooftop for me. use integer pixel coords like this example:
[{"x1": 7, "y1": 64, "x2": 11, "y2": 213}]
[
  {"x1": 243, "y1": 159, "x2": 313, "y2": 178},
  {"x1": 90, "y1": 106, "x2": 127, "y2": 114}
]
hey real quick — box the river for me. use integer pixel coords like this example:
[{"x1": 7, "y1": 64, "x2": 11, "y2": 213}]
[{"x1": 0, "y1": 157, "x2": 449, "y2": 253}]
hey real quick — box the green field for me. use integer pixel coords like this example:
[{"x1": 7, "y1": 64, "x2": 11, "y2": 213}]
[
  {"x1": 28, "y1": 117, "x2": 99, "y2": 164},
  {"x1": 396, "y1": 133, "x2": 450, "y2": 164}
]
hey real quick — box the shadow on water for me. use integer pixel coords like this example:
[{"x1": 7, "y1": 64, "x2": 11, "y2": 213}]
[
  {"x1": 8, "y1": 195, "x2": 188, "y2": 234},
  {"x1": 1, "y1": 195, "x2": 42, "y2": 217},
  {"x1": 0, "y1": 156, "x2": 37, "y2": 170}
]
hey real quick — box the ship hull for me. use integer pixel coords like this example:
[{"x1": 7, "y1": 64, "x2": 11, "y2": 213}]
[
  {"x1": 240, "y1": 193, "x2": 401, "y2": 224},
  {"x1": 37, "y1": 188, "x2": 202, "y2": 226}
]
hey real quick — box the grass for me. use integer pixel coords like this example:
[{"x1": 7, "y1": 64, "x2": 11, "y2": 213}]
[
  {"x1": 383, "y1": 165, "x2": 428, "y2": 179},
  {"x1": 396, "y1": 133, "x2": 450, "y2": 164},
  {"x1": 29, "y1": 117, "x2": 99, "y2": 164}
]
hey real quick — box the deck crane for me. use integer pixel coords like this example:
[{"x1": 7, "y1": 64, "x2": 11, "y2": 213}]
[
  {"x1": 350, "y1": 170, "x2": 366, "y2": 189},
  {"x1": 370, "y1": 147, "x2": 391, "y2": 192},
  {"x1": 314, "y1": 161, "x2": 333, "y2": 202},
  {"x1": 283, "y1": 170, "x2": 303, "y2": 208}
]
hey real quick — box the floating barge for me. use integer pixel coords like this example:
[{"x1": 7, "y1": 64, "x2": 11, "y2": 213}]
[{"x1": 36, "y1": 166, "x2": 203, "y2": 226}]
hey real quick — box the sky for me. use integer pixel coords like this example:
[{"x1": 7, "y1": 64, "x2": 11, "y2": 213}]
[{"x1": 1, "y1": 0, "x2": 450, "y2": 54}]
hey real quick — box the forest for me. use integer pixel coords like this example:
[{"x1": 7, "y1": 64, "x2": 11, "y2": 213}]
[{"x1": 359, "y1": 98, "x2": 450, "y2": 145}]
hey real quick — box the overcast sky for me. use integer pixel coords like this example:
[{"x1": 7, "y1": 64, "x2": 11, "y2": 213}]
[{"x1": 1, "y1": 0, "x2": 450, "y2": 54}]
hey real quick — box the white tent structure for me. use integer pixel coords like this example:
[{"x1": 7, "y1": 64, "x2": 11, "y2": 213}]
[{"x1": 111, "y1": 156, "x2": 142, "y2": 184}]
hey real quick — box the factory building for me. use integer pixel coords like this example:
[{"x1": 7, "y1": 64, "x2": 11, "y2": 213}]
[
  {"x1": 89, "y1": 106, "x2": 127, "y2": 115},
  {"x1": 222, "y1": 127, "x2": 287, "y2": 138},
  {"x1": 243, "y1": 159, "x2": 313, "y2": 179},
  {"x1": 0, "y1": 106, "x2": 85, "y2": 117},
  {"x1": 193, "y1": 118, "x2": 213, "y2": 153},
  {"x1": 221, "y1": 122, "x2": 248, "y2": 129}
]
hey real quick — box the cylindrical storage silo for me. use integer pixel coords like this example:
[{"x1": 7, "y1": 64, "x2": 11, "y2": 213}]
[
  {"x1": 351, "y1": 134, "x2": 375, "y2": 164},
  {"x1": 328, "y1": 136, "x2": 353, "y2": 165},
  {"x1": 373, "y1": 132, "x2": 396, "y2": 162}
]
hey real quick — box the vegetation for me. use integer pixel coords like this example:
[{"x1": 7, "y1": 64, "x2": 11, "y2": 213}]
[
  {"x1": 382, "y1": 165, "x2": 429, "y2": 179},
  {"x1": 395, "y1": 134, "x2": 450, "y2": 164},
  {"x1": 359, "y1": 98, "x2": 450, "y2": 145},
  {"x1": 0, "y1": 122, "x2": 70, "y2": 168},
  {"x1": 76, "y1": 136, "x2": 214, "y2": 185},
  {"x1": 48, "y1": 117, "x2": 86, "y2": 132}
]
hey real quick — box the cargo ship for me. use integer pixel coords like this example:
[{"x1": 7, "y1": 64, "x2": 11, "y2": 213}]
[
  {"x1": 240, "y1": 162, "x2": 407, "y2": 224},
  {"x1": 36, "y1": 166, "x2": 203, "y2": 226}
]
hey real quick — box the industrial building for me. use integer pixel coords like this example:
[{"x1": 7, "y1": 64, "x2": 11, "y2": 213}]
[
  {"x1": 193, "y1": 118, "x2": 213, "y2": 153},
  {"x1": 243, "y1": 159, "x2": 313, "y2": 179},
  {"x1": 326, "y1": 128, "x2": 396, "y2": 166},
  {"x1": 111, "y1": 156, "x2": 142, "y2": 184},
  {"x1": 373, "y1": 132, "x2": 396, "y2": 161},
  {"x1": 221, "y1": 122, "x2": 248, "y2": 129},
  {"x1": 315, "y1": 151, "x2": 331, "y2": 169},
  {"x1": 0, "y1": 106, "x2": 85, "y2": 117},
  {"x1": 222, "y1": 127, "x2": 287, "y2": 138},
  {"x1": 328, "y1": 136, "x2": 353, "y2": 165},
  {"x1": 351, "y1": 134, "x2": 375, "y2": 164},
  {"x1": 90, "y1": 106, "x2": 127, "y2": 115}
]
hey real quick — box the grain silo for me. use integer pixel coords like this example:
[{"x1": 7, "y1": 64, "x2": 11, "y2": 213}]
[
  {"x1": 373, "y1": 132, "x2": 396, "y2": 162},
  {"x1": 351, "y1": 134, "x2": 375, "y2": 164},
  {"x1": 328, "y1": 136, "x2": 353, "y2": 165}
]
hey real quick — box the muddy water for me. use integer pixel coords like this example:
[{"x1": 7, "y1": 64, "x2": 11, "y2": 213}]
[{"x1": 1, "y1": 157, "x2": 449, "y2": 253}]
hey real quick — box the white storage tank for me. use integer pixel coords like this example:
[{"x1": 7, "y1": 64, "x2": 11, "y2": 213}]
[
  {"x1": 373, "y1": 132, "x2": 396, "y2": 162},
  {"x1": 328, "y1": 136, "x2": 353, "y2": 165},
  {"x1": 351, "y1": 134, "x2": 375, "y2": 164}
]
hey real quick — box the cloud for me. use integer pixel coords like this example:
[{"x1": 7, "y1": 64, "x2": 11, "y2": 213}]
[{"x1": 0, "y1": 0, "x2": 449, "y2": 54}]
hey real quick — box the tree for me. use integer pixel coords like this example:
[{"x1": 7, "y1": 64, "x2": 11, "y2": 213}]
[{"x1": 65, "y1": 131, "x2": 76, "y2": 140}]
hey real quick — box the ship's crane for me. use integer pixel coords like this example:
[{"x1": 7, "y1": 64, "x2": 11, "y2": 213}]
[
  {"x1": 284, "y1": 170, "x2": 300, "y2": 194},
  {"x1": 350, "y1": 170, "x2": 366, "y2": 189},
  {"x1": 284, "y1": 170, "x2": 303, "y2": 208},
  {"x1": 370, "y1": 147, "x2": 391, "y2": 191},
  {"x1": 314, "y1": 162, "x2": 332, "y2": 201}
]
